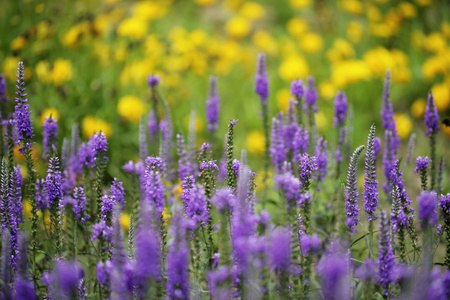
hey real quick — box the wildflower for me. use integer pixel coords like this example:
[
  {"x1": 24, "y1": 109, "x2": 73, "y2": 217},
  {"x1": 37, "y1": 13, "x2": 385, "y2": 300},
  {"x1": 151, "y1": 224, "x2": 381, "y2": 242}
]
[
  {"x1": 378, "y1": 210, "x2": 394, "y2": 296},
  {"x1": 117, "y1": 95, "x2": 146, "y2": 122},
  {"x1": 206, "y1": 75, "x2": 219, "y2": 132},
  {"x1": 418, "y1": 190, "x2": 438, "y2": 228},
  {"x1": 269, "y1": 227, "x2": 290, "y2": 271},
  {"x1": 314, "y1": 137, "x2": 328, "y2": 182},
  {"x1": 255, "y1": 53, "x2": 269, "y2": 105},
  {"x1": 345, "y1": 145, "x2": 365, "y2": 234},
  {"x1": 425, "y1": 92, "x2": 439, "y2": 136},
  {"x1": 43, "y1": 116, "x2": 58, "y2": 156},
  {"x1": 364, "y1": 124, "x2": 379, "y2": 222},
  {"x1": 14, "y1": 62, "x2": 33, "y2": 151},
  {"x1": 51, "y1": 59, "x2": 73, "y2": 86}
]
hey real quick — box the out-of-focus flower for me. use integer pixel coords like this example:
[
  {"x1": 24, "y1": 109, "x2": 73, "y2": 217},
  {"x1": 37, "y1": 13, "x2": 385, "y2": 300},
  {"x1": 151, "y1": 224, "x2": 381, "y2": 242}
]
[
  {"x1": 117, "y1": 17, "x2": 147, "y2": 40},
  {"x1": 246, "y1": 131, "x2": 265, "y2": 155},
  {"x1": 51, "y1": 59, "x2": 73, "y2": 86},
  {"x1": 411, "y1": 98, "x2": 426, "y2": 118},
  {"x1": 342, "y1": 0, "x2": 363, "y2": 15},
  {"x1": 319, "y1": 81, "x2": 337, "y2": 99},
  {"x1": 2, "y1": 56, "x2": 20, "y2": 81},
  {"x1": 414, "y1": 0, "x2": 431, "y2": 6},
  {"x1": 132, "y1": 1, "x2": 167, "y2": 21},
  {"x1": 40, "y1": 108, "x2": 59, "y2": 124},
  {"x1": 82, "y1": 116, "x2": 112, "y2": 139},
  {"x1": 117, "y1": 95, "x2": 146, "y2": 122},
  {"x1": 252, "y1": 30, "x2": 277, "y2": 55},
  {"x1": 120, "y1": 213, "x2": 130, "y2": 231},
  {"x1": 276, "y1": 89, "x2": 291, "y2": 112},
  {"x1": 424, "y1": 33, "x2": 446, "y2": 53},
  {"x1": 289, "y1": 0, "x2": 312, "y2": 9},
  {"x1": 347, "y1": 21, "x2": 364, "y2": 43},
  {"x1": 331, "y1": 59, "x2": 371, "y2": 88},
  {"x1": 35, "y1": 61, "x2": 52, "y2": 83},
  {"x1": 431, "y1": 82, "x2": 450, "y2": 112},
  {"x1": 364, "y1": 47, "x2": 410, "y2": 82},
  {"x1": 287, "y1": 18, "x2": 309, "y2": 38},
  {"x1": 279, "y1": 55, "x2": 309, "y2": 82},
  {"x1": 326, "y1": 39, "x2": 355, "y2": 62},
  {"x1": 239, "y1": 2, "x2": 265, "y2": 20},
  {"x1": 226, "y1": 17, "x2": 251, "y2": 39},
  {"x1": 394, "y1": 114, "x2": 412, "y2": 139},
  {"x1": 397, "y1": 2, "x2": 417, "y2": 18},
  {"x1": 61, "y1": 22, "x2": 90, "y2": 48},
  {"x1": 300, "y1": 32, "x2": 324, "y2": 53},
  {"x1": 11, "y1": 36, "x2": 27, "y2": 51},
  {"x1": 194, "y1": 0, "x2": 217, "y2": 5}
]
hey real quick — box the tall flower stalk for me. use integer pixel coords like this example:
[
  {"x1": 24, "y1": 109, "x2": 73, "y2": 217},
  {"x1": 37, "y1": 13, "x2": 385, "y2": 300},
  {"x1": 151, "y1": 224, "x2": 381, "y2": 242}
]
[
  {"x1": 290, "y1": 79, "x2": 304, "y2": 125},
  {"x1": 414, "y1": 156, "x2": 430, "y2": 191},
  {"x1": 345, "y1": 145, "x2": 365, "y2": 235},
  {"x1": 439, "y1": 194, "x2": 450, "y2": 270},
  {"x1": 424, "y1": 92, "x2": 439, "y2": 191},
  {"x1": 333, "y1": 91, "x2": 348, "y2": 179},
  {"x1": 378, "y1": 210, "x2": 394, "y2": 296}
]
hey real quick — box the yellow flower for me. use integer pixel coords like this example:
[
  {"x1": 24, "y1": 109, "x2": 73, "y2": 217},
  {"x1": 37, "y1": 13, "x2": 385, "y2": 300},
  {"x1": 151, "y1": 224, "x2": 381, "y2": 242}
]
[
  {"x1": 117, "y1": 95, "x2": 147, "y2": 122},
  {"x1": 366, "y1": 4, "x2": 381, "y2": 22},
  {"x1": 194, "y1": 0, "x2": 217, "y2": 5},
  {"x1": 23, "y1": 200, "x2": 32, "y2": 219},
  {"x1": 51, "y1": 59, "x2": 73, "y2": 86},
  {"x1": 252, "y1": 30, "x2": 277, "y2": 55},
  {"x1": 239, "y1": 2, "x2": 265, "y2": 20},
  {"x1": 289, "y1": 0, "x2": 311, "y2": 9},
  {"x1": 287, "y1": 18, "x2": 309, "y2": 38},
  {"x1": 411, "y1": 30, "x2": 424, "y2": 48},
  {"x1": 173, "y1": 183, "x2": 183, "y2": 200},
  {"x1": 342, "y1": 0, "x2": 363, "y2": 15},
  {"x1": 432, "y1": 82, "x2": 450, "y2": 112},
  {"x1": 11, "y1": 36, "x2": 27, "y2": 51},
  {"x1": 363, "y1": 47, "x2": 410, "y2": 82},
  {"x1": 347, "y1": 21, "x2": 364, "y2": 43},
  {"x1": 120, "y1": 213, "x2": 130, "y2": 231},
  {"x1": 35, "y1": 3, "x2": 45, "y2": 14},
  {"x1": 300, "y1": 32, "x2": 323, "y2": 53},
  {"x1": 370, "y1": 23, "x2": 393, "y2": 38},
  {"x1": 276, "y1": 89, "x2": 291, "y2": 113},
  {"x1": 411, "y1": 98, "x2": 426, "y2": 118},
  {"x1": 331, "y1": 60, "x2": 371, "y2": 88},
  {"x1": 132, "y1": 1, "x2": 167, "y2": 21},
  {"x1": 2, "y1": 56, "x2": 20, "y2": 81},
  {"x1": 414, "y1": 0, "x2": 431, "y2": 6},
  {"x1": 394, "y1": 114, "x2": 412, "y2": 139},
  {"x1": 315, "y1": 111, "x2": 328, "y2": 132},
  {"x1": 226, "y1": 17, "x2": 251, "y2": 39},
  {"x1": 14, "y1": 144, "x2": 40, "y2": 164},
  {"x1": 36, "y1": 20, "x2": 52, "y2": 40},
  {"x1": 162, "y1": 207, "x2": 171, "y2": 224},
  {"x1": 117, "y1": 17, "x2": 147, "y2": 40},
  {"x1": 422, "y1": 56, "x2": 446, "y2": 80},
  {"x1": 35, "y1": 60, "x2": 52, "y2": 83},
  {"x1": 397, "y1": 2, "x2": 417, "y2": 18},
  {"x1": 190, "y1": 30, "x2": 208, "y2": 47},
  {"x1": 40, "y1": 108, "x2": 60, "y2": 124},
  {"x1": 279, "y1": 55, "x2": 309, "y2": 82},
  {"x1": 326, "y1": 38, "x2": 355, "y2": 62},
  {"x1": 246, "y1": 131, "x2": 265, "y2": 155},
  {"x1": 424, "y1": 33, "x2": 446, "y2": 53},
  {"x1": 62, "y1": 22, "x2": 90, "y2": 48},
  {"x1": 442, "y1": 21, "x2": 450, "y2": 39},
  {"x1": 82, "y1": 116, "x2": 113, "y2": 139},
  {"x1": 319, "y1": 80, "x2": 336, "y2": 99}
]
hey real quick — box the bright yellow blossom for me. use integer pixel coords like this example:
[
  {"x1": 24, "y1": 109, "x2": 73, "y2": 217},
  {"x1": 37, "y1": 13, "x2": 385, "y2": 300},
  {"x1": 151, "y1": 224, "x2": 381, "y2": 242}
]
[
  {"x1": 117, "y1": 17, "x2": 147, "y2": 40},
  {"x1": 366, "y1": 4, "x2": 382, "y2": 22},
  {"x1": 397, "y1": 2, "x2": 417, "y2": 18},
  {"x1": 11, "y1": 36, "x2": 27, "y2": 50},
  {"x1": 51, "y1": 59, "x2": 73, "y2": 86},
  {"x1": 239, "y1": 2, "x2": 265, "y2": 20},
  {"x1": 424, "y1": 33, "x2": 446, "y2": 53},
  {"x1": 331, "y1": 60, "x2": 371, "y2": 88},
  {"x1": 432, "y1": 82, "x2": 450, "y2": 111},
  {"x1": 82, "y1": 116, "x2": 113, "y2": 139},
  {"x1": 411, "y1": 98, "x2": 426, "y2": 118},
  {"x1": 252, "y1": 30, "x2": 278, "y2": 55},
  {"x1": 414, "y1": 0, "x2": 431, "y2": 6},
  {"x1": 118, "y1": 95, "x2": 147, "y2": 122},
  {"x1": 62, "y1": 22, "x2": 90, "y2": 48},
  {"x1": 370, "y1": 23, "x2": 393, "y2": 38},
  {"x1": 279, "y1": 55, "x2": 309, "y2": 82},
  {"x1": 2, "y1": 56, "x2": 20, "y2": 81},
  {"x1": 40, "y1": 108, "x2": 60, "y2": 124},
  {"x1": 246, "y1": 131, "x2": 265, "y2": 155},
  {"x1": 120, "y1": 213, "x2": 130, "y2": 231},
  {"x1": 289, "y1": 0, "x2": 312, "y2": 9},
  {"x1": 394, "y1": 114, "x2": 412, "y2": 139},
  {"x1": 23, "y1": 200, "x2": 32, "y2": 219},
  {"x1": 300, "y1": 33, "x2": 323, "y2": 53},
  {"x1": 194, "y1": 0, "x2": 217, "y2": 6},
  {"x1": 319, "y1": 81, "x2": 337, "y2": 99},
  {"x1": 276, "y1": 89, "x2": 291, "y2": 112},
  {"x1": 133, "y1": 1, "x2": 167, "y2": 21},
  {"x1": 442, "y1": 22, "x2": 450, "y2": 39},
  {"x1": 342, "y1": 0, "x2": 363, "y2": 15},
  {"x1": 226, "y1": 17, "x2": 251, "y2": 39},
  {"x1": 315, "y1": 111, "x2": 328, "y2": 132},
  {"x1": 35, "y1": 60, "x2": 52, "y2": 83},
  {"x1": 347, "y1": 21, "x2": 364, "y2": 43},
  {"x1": 326, "y1": 39, "x2": 355, "y2": 62},
  {"x1": 287, "y1": 18, "x2": 309, "y2": 38}
]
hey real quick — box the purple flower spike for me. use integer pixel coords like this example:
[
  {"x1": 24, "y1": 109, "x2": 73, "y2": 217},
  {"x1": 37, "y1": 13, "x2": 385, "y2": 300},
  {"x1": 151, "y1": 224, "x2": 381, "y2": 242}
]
[
  {"x1": 43, "y1": 116, "x2": 58, "y2": 155},
  {"x1": 290, "y1": 79, "x2": 304, "y2": 99},
  {"x1": 373, "y1": 137, "x2": 381, "y2": 156},
  {"x1": 425, "y1": 92, "x2": 439, "y2": 136},
  {"x1": 314, "y1": 137, "x2": 328, "y2": 182},
  {"x1": 300, "y1": 233, "x2": 321, "y2": 255},
  {"x1": 345, "y1": 145, "x2": 364, "y2": 234},
  {"x1": 0, "y1": 73, "x2": 7, "y2": 100},
  {"x1": 378, "y1": 210, "x2": 394, "y2": 296},
  {"x1": 147, "y1": 74, "x2": 161, "y2": 88},
  {"x1": 269, "y1": 227, "x2": 291, "y2": 271},
  {"x1": 14, "y1": 62, "x2": 34, "y2": 150},
  {"x1": 212, "y1": 187, "x2": 235, "y2": 213},
  {"x1": 255, "y1": 53, "x2": 269, "y2": 105},
  {"x1": 418, "y1": 190, "x2": 438, "y2": 228},
  {"x1": 305, "y1": 76, "x2": 318, "y2": 111},
  {"x1": 333, "y1": 91, "x2": 348, "y2": 128},
  {"x1": 414, "y1": 156, "x2": 430, "y2": 173},
  {"x1": 364, "y1": 125, "x2": 379, "y2": 222},
  {"x1": 206, "y1": 75, "x2": 220, "y2": 132},
  {"x1": 317, "y1": 244, "x2": 350, "y2": 300}
]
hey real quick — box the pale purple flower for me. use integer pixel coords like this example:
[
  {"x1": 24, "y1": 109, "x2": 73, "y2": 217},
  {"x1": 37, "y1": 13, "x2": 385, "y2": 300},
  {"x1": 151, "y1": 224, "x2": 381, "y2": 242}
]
[
  {"x1": 345, "y1": 145, "x2": 364, "y2": 234},
  {"x1": 425, "y1": 92, "x2": 439, "y2": 136},
  {"x1": 43, "y1": 116, "x2": 58, "y2": 155},
  {"x1": 414, "y1": 156, "x2": 430, "y2": 173},
  {"x1": 378, "y1": 210, "x2": 394, "y2": 296},
  {"x1": 206, "y1": 75, "x2": 220, "y2": 132},
  {"x1": 304, "y1": 76, "x2": 318, "y2": 112},
  {"x1": 333, "y1": 91, "x2": 348, "y2": 127},
  {"x1": 418, "y1": 190, "x2": 438, "y2": 228},
  {"x1": 314, "y1": 137, "x2": 328, "y2": 182},
  {"x1": 269, "y1": 227, "x2": 290, "y2": 271},
  {"x1": 255, "y1": 53, "x2": 269, "y2": 104},
  {"x1": 290, "y1": 79, "x2": 304, "y2": 99},
  {"x1": 300, "y1": 233, "x2": 321, "y2": 255},
  {"x1": 14, "y1": 62, "x2": 33, "y2": 151},
  {"x1": 364, "y1": 124, "x2": 379, "y2": 222},
  {"x1": 147, "y1": 74, "x2": 160, "y2": 88}
]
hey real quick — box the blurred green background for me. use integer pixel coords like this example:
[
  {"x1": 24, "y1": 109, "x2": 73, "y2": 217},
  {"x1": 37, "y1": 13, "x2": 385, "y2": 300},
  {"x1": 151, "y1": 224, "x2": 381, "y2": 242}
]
[{"x1": 1, "y1": 0, "x2": 450, "y2": 179}]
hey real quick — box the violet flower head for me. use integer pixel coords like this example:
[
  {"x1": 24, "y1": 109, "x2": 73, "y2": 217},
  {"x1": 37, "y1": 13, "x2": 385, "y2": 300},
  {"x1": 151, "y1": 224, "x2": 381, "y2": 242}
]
[
  {"x1": 298, "y1": 153, "x2": 318, "y2": 189},
  {"x1": 176, "y1": 134, "x2": 192, "y2": 181},
  {"x1": 91, "y1": 220, "x2": 112, "y2": 242},
  {"x1": 135, "y1": 220, "x2": 161, "y2": 283},
  {"x1": 147, "y1": 74, "x2": 160, "y2": 88},
  {"x1": 355, "y1": 259, "x2": 377, "y2": 282},
  {"x1": 73, "y1": 187, "x2": 89, "y2": 223},
  {"x1": 418, "y1": 190, "x2": 438, "y2": 228},
  {"x1": 255, "y1": 53, "x2": 269, "y2": 105},
  {"x1": 304, "y1": 76, "x2": 318, "y2": 111},
  {"x1": 333, "y1": 91, "x2": 348, "y2": 128},
  {"x1": 290, "y1": 79, "x2": 304, "y2": 99},
  {"x1": 184, "y1": 184, "x2": 209, "y2": 226},
  {"x1": 0, "y1": 73, "x2": 5, "y2": 97},
  {"x1": 269, "y1": 227, "x2": 291, "y2": 271},
  {"x1": 292, "y1": 126, "x2": 309, "y2": 161},
  {"x1": 14, "y1": 62, "x2": 33, "y2": 150},
  {"x1": 148, "y1": 109, "x2": 158, "y2": 143},
  {"x1": 414, "y1": 156, "x2": 430, "y2": 173},
  {"x1": 110, "y1": 178, "x2": 125, "y2": 208},
  {"x1": 300, "y1": 233, "x2": 321, "y2": 255},
  {"x1": 345, "y1": 145, "x2": 364, "y2": 234},
  {"x1": 425, "y1": 92, "x2": 439, "y2": 136},
  {"x1": 274, "y1": 171, "x2": 301, "y2": 208},
  {"x1": 144, "y1": 159, "x2": 165, "y2": 217},
  {"x1": 212, "y1": 187, "x2": 235, "y2": 213},
  {"x1": 373, "y1": 137, "x2": 381, "y2": 156},
  {"x1": 439, "y1": 193, "x2": 450, "y2": 215},
  {"x1": 270, "y1": 114, "x2": 287, "y2": 173},
  {"x1": 43, "y1": 116, "x2": 58, "y2": 155},
  {"x1": 380, "y1": 70, "x2": 400, "y2": 150},
  {"x1": 45, "y1": 157, "x2": 62, "y2": 207},
  {"x1": 314, "y1": 137, "x2": 328, "y2": 182},
  {"x1": 364, "y1": 124, "x2": 379, "y2": 222},
  {"x1": 206, "y1": 75, "x2": 220, "y2": 132},
  {"x1": 378, "y1": 210, "x2": 394, "y2": 296}
]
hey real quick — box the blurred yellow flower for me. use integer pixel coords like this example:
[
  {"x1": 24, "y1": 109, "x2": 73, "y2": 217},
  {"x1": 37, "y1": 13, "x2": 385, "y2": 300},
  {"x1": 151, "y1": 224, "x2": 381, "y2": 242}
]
[
  {"x1": 14, "y1": 144, "x2": 40, "y2": 164},
  {"x1": 279, "y1": 55, "x2": 309, "y2": 82},
  {"x1": 133, "y1": 1, "x2": 167, "y2": 21},
  {"x1": 11, "y1": 36, "x2": 27, "y2": 50},
  {"x1": 319, "y1": 80, "x2": 336, "y2": 99},
  {"x1": 432, "y1": 82, "x2": 450, "y2": 111},
  {"x1": 62, "y1": 22, "x2": 90, "y2": 48},
  {"x1": 194, "y1": 0, "x2": 217, "y2": 5},
  {"x1": 2, "y1": 56, "x2": 20, "y2": 81},
  {"x1": 397, "y1": 2, "x2": 417, "y2": 18},
  {"x1": 239, "y1": 2, "x2": 265, "y2": 20},
  {"x1": 331, "y1": 60, "x2": 371, "y2": 88},
  {"x1": 366, "y1": 4, "x2": 381, "y2": 22},
  {"x1": 35, "y1": 3, "x2": 45, "y2": 14},
  {"x1": 117, "y1": 17, "x2": 147, "y2": 40},
  {"x1": 287, "y1": 18, "x2": 309, "y2": 38},
  {"x1": 300, "y1": 33, "x2": 324, "y2": 53},
  {"x1": 424, "y1": 33, "x2": 446, "y2": 53},
  {"x1": 326, "y1": 39, "x2": 355, "y2": 62},
  {"x1": 411, "y1": 30, "x2": 424, "y2": 48},
  {"x1": 40, "y1": 108, "x2": 60, "y2": 124},
  {"x1": 315, "y1": 111, "x2": 328, "y2": 132},
  {"x1": 246, "y1": 131, "x2": 265, "y2": 155},
  {"x1": 183, "y1": 115, "x2": 204, "y2": 133},
  {"x1": 35, "y1": 60, "x2": 52, "y2": 83},
  {"x1": 384, "y1": 9, "x2": 402, "y2": 35},
  {"x1": 414, "y1": 0, "x2": 431, "y2": 6},
  {"x1": 173, "y1": 183, "x2": 183, "y2": 200},
  {"x1": 190, "y1": 30, "x2": 209, "y2": 47},
  {"x1": 342, "y1": 0, "x2": 363, "y2": 15},
  {"x1": 36, "y1": 21, "x2": 52, "y2": 40},
  {"x1": 370, "y1": 23, "x2": 392, "y2": 38},
  {"x1": 422, "y1": 55, "x2": 447, "y2": 80},
  {"x1": 276, "y1": 89, "x2": 291, "y2": 112},
  {"x1": 363, "y1": 47, "x2": 410, "y2": 82},
  {"x1": 118, "y1": 95, "x2": 147, "y2": 122},
  {"x1": 82, "y1": 116, "x2": 113, "y2": 139},
  {"x1": 23, "y1": 200, "x2": 32, "y2": 219},
  {"x1": 442, "y1": 22, "x2": 450, "y2": 39},
  {"x1": 290, "y1": 0, "x2": 311, "y2": 9},
  {"x1": 120, "y1": 213, "x2": 130, "y2": 231},
  {"x1": 394, "y1": 114, "x2": 412, "y2": 139},
  {"x1": 226, "y1": 17, "x2": 251, "y2": 39},
  {"x1": 51, "y1": 59, "x2": 73, "y2": 86},
  {"x1": 411, "y1": 98, "x2": 426, "y2": 118},
  {"x1": 347, "y1": 21, "x2": 364, "y2": 43},
  {"x1": 253, "y1": 30, "x2": 277, "y2": 55},
  {"x1": 162, "y1": 206, "x2": 171, "y2": 224}
]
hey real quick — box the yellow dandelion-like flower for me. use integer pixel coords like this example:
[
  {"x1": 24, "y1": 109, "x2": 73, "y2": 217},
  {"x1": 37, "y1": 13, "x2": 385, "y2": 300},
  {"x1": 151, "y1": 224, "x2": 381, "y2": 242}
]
[
  {"x1": 319, "y1": 81, "x2": 337, "y2": 100},
  {"x1": 279, "y1": 55, "x2": 309, "y2": 82},
  {"x1": 51, "y1": 59, "x2": 73, "y2": 86},
  {"x1": 252, "y1": 30, "x2": 277, "y2": 55},
  {"x1": 342, "y1": 0, "x2": 363, "y2": 15},
  {"x1": 394, "y1": 114, "x2": 413, "y2": 139},
  {"x1": 397, "y1": 2, "x2": 417, "y2": 18},
  {"x1": 82, "y1": 116, "x2": 113, "y2": 139},
  {"x1": 246, "y1": 131, "x2": 265, "y2": 156},
  {"x1": 411, "y1": 98, "x2": 426, "y2": 118},
  {"x1": 424, "y1": 33, "x2": 446, "y2": 53},
  {"x1": 300, "y1": 32, "x2": 324, "y2": 53},
  {"x1": 432, "y1": 82, "x2": 450, "y2": 112},
  {"x1": 133, "y1": 1, "x2": 167, "y2": 21},
  {"x1": 11, "y1": 36, "x2": 27, "y2": 51},
  {"x1": 347, "y1": 21, "x2": 364, "y2": 43},
  {"x1": 239, "y1": 2, "x2": 265, "y2": 20},
  {"x1": 23, "y1": 200, "x2": 33, "y2": 219},
  {"x1": 287, "y1": 18, "x2": 309, "y2": 38},
  {"x1": 173, "y1": 183, "x2": 183, "y2": 201},
  {"x1": 194, "y1": 0, "x2": 217, "y2": 6},
  {"x1": 289, "y1": 0, "x2": 312, "y2": 9},
  {"x1": 117, "y1": 17, "x2": 147, "y2": 40},
  {"x1": 120, "y1": 213, "x2": 130, "y2": 231},
  {"x1": 117, "y1": 95, "x2": 147, "y2": 122},
  {"x1": 276, "y1": 89, "x2": 291, "y2": 113},
  {"x1": 35, "y1": 60, "x2": 52, "y2": 83},
  {"x1": 2, "y1": 56, "x2": 20, "y2": 81},
  {"x1": 226, "y1": 17, "x2": 251, "y2": 39},
  {"x1": 162, "y1": 207, "x2": 171, "y2": 225},
  {"x1": 40, "y1": 108, "x2": 60, "y2": 124}
]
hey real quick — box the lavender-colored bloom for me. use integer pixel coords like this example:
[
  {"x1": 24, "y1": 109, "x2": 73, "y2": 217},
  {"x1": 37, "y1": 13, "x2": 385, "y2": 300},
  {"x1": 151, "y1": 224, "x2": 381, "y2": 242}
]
[
  {"x1": 425, "y1": 92, "x2": 439, "y2": 136},
  {"x1": 77, "y1": 279, "x2": 87, "y2": 300},
  {"x1": 139, "y1": 115, "x2": 148, "y2": 161},
  {"x1": 0, "y1": 73, "x2": 6, "y2": 97},
  {"x1": 314, "y1": 137, "x2": 328, "y2": 182},
  {"x1": 418, "y1": 190, "x2": 438, "y2": 228},
  {"x1": 382, "y1": 130, "x2": 396, "y2": 193},
  {"x1": 96, "y1": 260, "x2": 112, "y2": 286},
  {"x1": 444, "y1": 270, "x2": 450, "y2": 298},
  {"x1": 45, "y1": 157, "x2": 62, "y2": 208},
  {"x1": 255, "y1": 53, "x2": 269, "y2": 104},
  {"x1": 292, "y1": 126, "x2": 309, "y2": 162},
  {"x1": 414, "y1": 156, "x2": 430, "y2": 173},
  {"x1": 274, "y1": 171, "x2": 301, "y2": 208},
  {"x1": 14, "y1": 276, "x2": 36, "y2": 300},
  {"x1": 364, "y1": 124, "x2": 379, "y2": 222},
  {"x1": 43, "y1": 116, "x2": 58, "y2": 155},
  {"x1": 290, "y1": 79, "x2": 304, "y2": 99},
  {"x1": 91, "y1": 220, "x2": 112, "y2": 242},
  {"x1": 200, "y1": 159, "x2": 219, "y2": 171},
  {"x1": 439, "y1": 193, "x2": 450, "y2": 215},
  {"x1": 355, "y1": 258, "x2": 377, "y2": 282},
  {"x1": 166, "y1": 205, "x2": 190, "y2": 299},
  {"x1": 333, "y1": 91, "x2": 348, "y2": 127},
  {"x1": 269, "y1": 227, "x2": 290, "y2": 271},
  {"x1": 110, "y1": 178, "x2": 125, "y2": 208},
  {"x1": 14, "y1": 62, "x2": 33, "y2": 151},
  {"x1": 378, "y1": 210, "x2": 394, "y2": 296},
  {"x1": 231, "y1": 159, "x2": 240, "y2": 178},
  {"x1": 43, "y1": 261, "x2": 84, "y2": 299},
  {"x1": 147, "y1": 109, "x2": 158, "y2": 143},
  {"x1": 184, "y1": 184, "x2": 209, "y2": 226},
  {"x1": 304, "y1": 76, "x2": 318, "y2": 112},
  {"x1": 72, "y1": 187, "x2": 89, "y2": 223},
  {"x1": 390, "y1": 161, "x2": 414, "y2": 231},
  {"x1": 147, "y1": 74, "x2": 161, "y2": 88},
  {"x1": 78, "y1": 132, "x2": 108, "y2": 168},
  {"x1": 373, "y1": 137, "x2": 381, "y2": 156},
  {"x1": 345, "y1": 145, "x2": 364, "y2": 234},
  {"x1": 143, "y1": 158, "x2": 165, "y2": 217},
  {"x1": 206, "y1": 75, "x2": 220, "y2": 132},
  {"x1": 300, "y1": 233, "x2": 321, "y2": 255},
  {"x1": 208, "y1": 266, "x2": 232, "y2": 300},
  {"x1": 212, "y1": 187, "x2": 235, "y2": 213},
  {"x1": 176, "y1": 134, "x2": 193, "y2": 180},
  {"x1": 298, "y1": 153, "x2": 318, "y2": 188}
]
